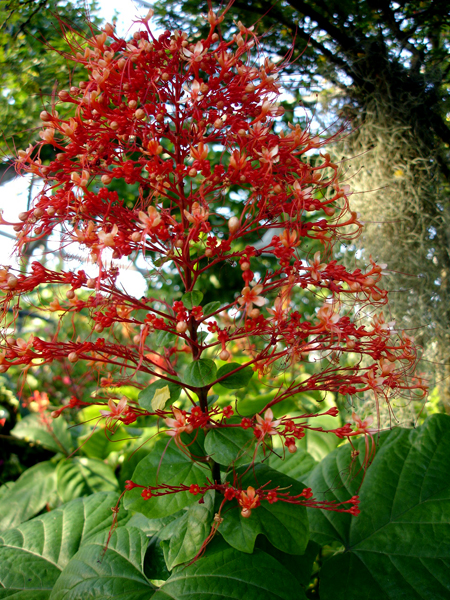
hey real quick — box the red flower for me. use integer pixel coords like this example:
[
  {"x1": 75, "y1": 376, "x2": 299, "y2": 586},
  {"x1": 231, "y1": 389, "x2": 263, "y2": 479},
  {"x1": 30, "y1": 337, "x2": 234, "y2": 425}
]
[{"x1": 141, "y1": 488, "x2": 153, "y2": 500}]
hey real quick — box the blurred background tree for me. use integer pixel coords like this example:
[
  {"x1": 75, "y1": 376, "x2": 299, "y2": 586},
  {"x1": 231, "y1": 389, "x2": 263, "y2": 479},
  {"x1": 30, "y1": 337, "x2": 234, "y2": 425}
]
[{"x1": 149, "y1": 0, "x2": 450, "y2": 408}]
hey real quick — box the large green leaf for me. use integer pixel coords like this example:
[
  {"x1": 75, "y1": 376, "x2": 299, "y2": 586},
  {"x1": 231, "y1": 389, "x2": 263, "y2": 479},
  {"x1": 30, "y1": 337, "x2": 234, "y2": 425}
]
[
  {"x1": 10, "y1": 414, "x2": 72, "y2": 455},
  {"x1": 56, "y1": 458, "x2": 118, "y2": 503},
  {"x1": 204, "y1": 427, "x2": 257, "y2": 466},
  {"x1": 124, "y1": 438, "x2": 209, "y2": 518},
  {"x1": 0, "y1": 461, "x2": 57, "y2": 531},
  {"x1": 307, "y1": 414, "x2": 450, "y2": 600},
  {"x1": 158, "y1": 491, "x2": 215, "y2": 569},
  {"x1": 78, "y1": 426, "x2": 130, "y2": 460},
  {"x1": 216, "y1": 363, "x2": 254, "y2": 389},
  {"x1": 183, "y1": 359, "x2": 217, "y2": 387},
  {"x1": 219, "y1": 464, "x2": 309, "y2": 555},
  {"x1": 255, "y1": 537, "x2": 320, "y2": 588},
  {"x1": 0, "y1": 492, "x2": 128, "y2": 600},
  {"x1": 49, "y1": 526, "x2": 153, "y2": 600},
  {"x1": 152, "y1": 538, "x2": 304, "y2": 600},
  {"x1": 268, "y1": 447, "x2": 318, "y2": 480}
]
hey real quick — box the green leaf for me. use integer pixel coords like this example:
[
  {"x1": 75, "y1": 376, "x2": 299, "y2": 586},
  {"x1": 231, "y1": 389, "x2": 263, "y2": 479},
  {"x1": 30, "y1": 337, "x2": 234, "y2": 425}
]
[
  {"x1": 78, "y1": 426, "x2": 130, "y2": 460},
  {"x1": 138, "y1": 379, "x2": 181, "y2": 411},
  {"x1": 56, "y1": 458, "x2": 118, "y2": 503},
  {"x1": 220, "y1": 464, "x2": 309, "y2": 555},
  {"x1": 0, "y1": 492, "x2": 128, "y2": 600},
  {"x1": 183, "y1": 359, "x2": 217, "y2": 387},
  {"x1": 124, "y1": 438, "x2": 208, "y2": 518},
  {"x1": 49, "y1": 526, "x2": 153, "y2": 600},
  {"x1": 216, "y1": 363, "x2": 254, "y2": 389},
  {"x1": 256, "y1": 537, "x2": 320, "y2": 588},
  {"x1": 10, "y1": 413, "x2": 72, "y2": 454},
  {"x1": 181, "y1": 290, "x2": 203, "y2": 309},
  {"x1": 154, "y1": 330, "x2": 177, "y2": 348},
  {"x1": 202, "y1": 301, "x2": 222, "y2": 315},
  {"x1": 204, "y1": 427, "x2": 257, "y2": 466},
  {"x1": 305, "y1": 413, "x2": 341, "y2": 461},
  {"x1": 159, "y1": 491, "x2": 214, "y2": 569},
  {"x1": 268, "y1": 448, "x2": 318, "y2": 480},
  {"x1": 0, "y1": 461, "x2": 57, "y2": 531},
  {"x1": 152, "y1": 538, "x2": 303, "y2": 600},
  {"x1": 308, "y1": 414, "x2": 450, "y2": 600}
]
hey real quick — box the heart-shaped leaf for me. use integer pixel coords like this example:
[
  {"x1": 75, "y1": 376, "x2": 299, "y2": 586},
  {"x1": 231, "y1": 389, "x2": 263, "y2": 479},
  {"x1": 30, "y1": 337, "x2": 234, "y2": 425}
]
[
  {"x1": 268, "y1": 448, "x2": 317, "y2": 480},
  {"x1": 0, "y1": 461, "x2": 57, "y2": 531},
  {"x1": 152, "y1": 538, "x2": 305, "y2": 600},
  {"x1": 77, "y1": 426, "x2": 130, "y2": 460},
  {"x1": 183, "y1": 359, "x2": 217, "y2": 387},
  {"x1": 182, "y1": 290, "x2": 203, "y2": 309},
  {"x1": 0, "y1": 492, "x2": 128, "y2": 600},
  {"x1": 49, "y1": 526, "x2": 152, "y2": 600},
  {"x1": 11, "y1": 413, "x2": 72, "y2": 454},
  {"x1": 124, "y1": 438, "x2": 208, "y2": 518},
  {"x1": 307, "y1": 414, "x2": 450, "y2": 600},
  {"x1": 202, "y1": 301, "x2": 222, "y2": 315},
  {"x1": 159, "y1": 491, "x2": 215, "y2": 569},
  {"x1": 219, "y1": 463, "x2": 309, "y2": 555},
  {"x1": 204, "y1": 427, "x2": 258, "y2": 466},
  {"x1": 216, "y1": 363, "x2": 254, "y2": 389},
  {"x1": 56, "y1": 458, "x2": 118, "y2": 503}
]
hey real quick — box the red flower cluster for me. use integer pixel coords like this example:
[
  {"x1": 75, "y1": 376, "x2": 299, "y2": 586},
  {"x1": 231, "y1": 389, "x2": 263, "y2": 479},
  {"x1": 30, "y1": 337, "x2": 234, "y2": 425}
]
[{"x1": 0, "y1": 6, "x2": 426, "y2": 552}]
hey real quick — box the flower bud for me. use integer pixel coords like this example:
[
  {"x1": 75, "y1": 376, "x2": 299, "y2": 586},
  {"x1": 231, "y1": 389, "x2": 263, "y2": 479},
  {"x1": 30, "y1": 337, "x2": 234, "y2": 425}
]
[
  {"x1": 176, "y1": 321, "x2": 188, "y2": 333},
  {"x1": 68, "y1": 352, "x2": 79, "y2": 363},
  {"x1": 6, "y1": 275, "x2": 18, "y2": 289},
  {"x1": 219, "y1": 349, "x2": 230, "y2": 360},
  {"x1": 66, "y1": 289, "x2": 75, "y2": 299},
  {"x1": 40, "y1": 111, "x2": 52, "y2": 122},
  {"x1": 135, "y1": 109, "x2": 146, "y2": 119},
  {"x1": 228, "y1": 216, "x2": 240, "y2": 234},
  {"x1": 101, "y1": 174, "x2": 112, "y2": 185}
]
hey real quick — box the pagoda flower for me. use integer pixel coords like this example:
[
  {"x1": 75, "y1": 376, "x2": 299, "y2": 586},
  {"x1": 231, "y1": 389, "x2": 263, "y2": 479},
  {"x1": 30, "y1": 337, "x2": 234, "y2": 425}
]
[
  {"x1": 15, "y1": 335, "x2": 35, "y2": 356},
  {"x1": 254, "y1": 408, "x2": 281, "y2": 439},
  {"x1": 181, "y1": 41, "x2": 207, "y2": 64},
  {"x1": 379, "y1": 358, "x2": 396, "y2": 377},
  {"x1": 165, "y1": 406, "x2": 194, "y2": 437},
  {"x1": 370, "y1": 313, "x2": 395, "y2": 336},
  {"x1": 73, "y1": 220, "x2": 96, "y2": 245},
  {"x1": 183, "y1": 202, "x2": 209, "y2": 226},
  {"x1": 137, "y1": 206, "x2": 161, "y2": 231},
  {"x1": 98, "y1": 224, "x2": 118, "y2": 248},
  {"x1": 361, "y1": 370, "x2": 385, "y2": 394},
  {"x1": 238, "y1": 284, "x2": 266, "y2": 315},
  {"x1": 316, "y1": 302, "x2": 340, "y2": 334},
  {"x1": 266, "y1": 296, "x2": 287, "y2": 323},
  {"x1": 309, "y1": 251, "x2": 327, "y2": 282},
  {"x1": 238, "y1": 486, "x2": 260, "y2": 518},
  {"x1": 100, "y1": 396, "x2": 128, "y2": 431},
  {"x1": 352, "y1": 412, "x2": 377, "y2": 435},
  {"x1": 280, "y1": 229, "x2": 299, "y2": 248},
  {"x1": 255, "y1": 144, "x2": 279, "y2": 166}
]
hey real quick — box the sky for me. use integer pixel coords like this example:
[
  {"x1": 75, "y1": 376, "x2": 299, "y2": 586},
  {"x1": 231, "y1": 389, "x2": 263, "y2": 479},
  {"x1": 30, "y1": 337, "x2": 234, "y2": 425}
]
[{"x1": 0, "y1": 0, "x2": 158, "y2": 297}]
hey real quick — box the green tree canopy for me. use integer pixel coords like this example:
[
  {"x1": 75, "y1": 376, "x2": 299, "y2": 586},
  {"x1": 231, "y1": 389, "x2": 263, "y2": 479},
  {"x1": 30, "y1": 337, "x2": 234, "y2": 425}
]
[{"x1": 0, "y1": 0, "x2": 101, "y2": 182}]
